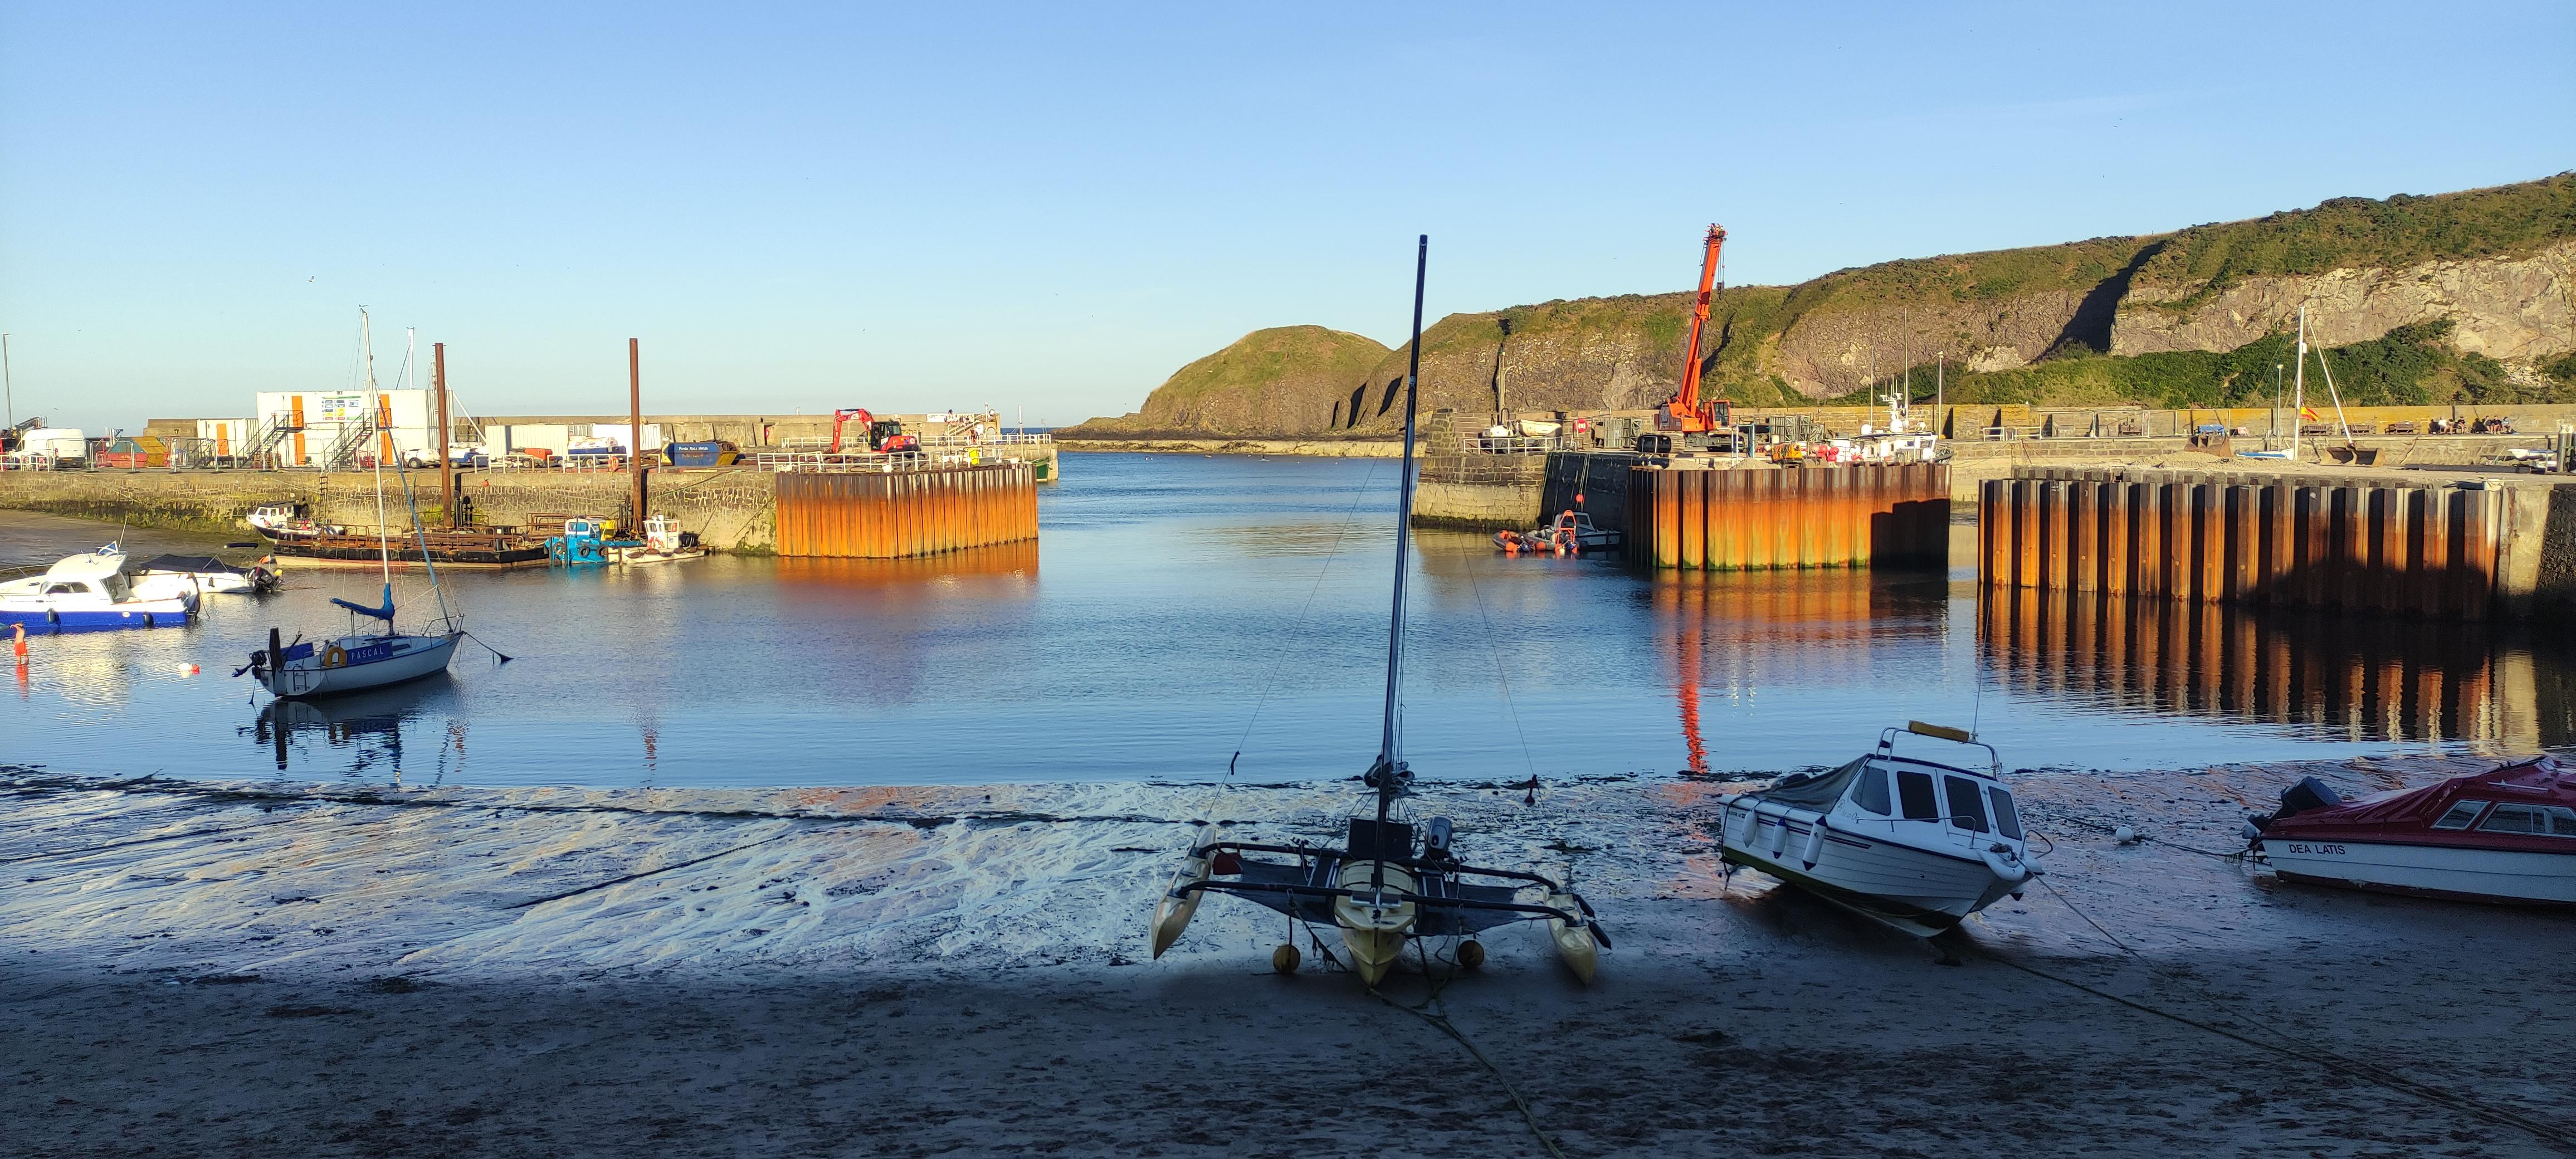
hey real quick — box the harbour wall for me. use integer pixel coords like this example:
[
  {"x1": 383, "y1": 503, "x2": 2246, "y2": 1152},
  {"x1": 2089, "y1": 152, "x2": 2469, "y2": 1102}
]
[
  {"x1": 774, "y1": 464, "x2": 1038, "y2": 558},
  {"x1": 1980, "y1": 466, "x2": 2576, "y2": 620},
  {"x1": 1626, "y1": 463, "x2": 1951, "y2": 571},
  {"x1": 0, "y1": 468, "x2": 784, "y2": 553}
]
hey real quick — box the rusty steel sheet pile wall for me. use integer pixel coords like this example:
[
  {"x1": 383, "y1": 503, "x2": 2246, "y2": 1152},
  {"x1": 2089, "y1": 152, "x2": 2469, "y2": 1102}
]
[
  {"x1": 773, "y1": 463, "x2": 1037, "y2": 559},
  {"x1": 1978, "y1": 468, "x2": 2502, "y2": 620},
  {"x1": 1623, "y1": 463, "x2": 1950, "y2": 571}
]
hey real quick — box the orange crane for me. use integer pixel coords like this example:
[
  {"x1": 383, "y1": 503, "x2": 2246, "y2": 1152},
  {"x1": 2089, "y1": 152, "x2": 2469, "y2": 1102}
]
[{"x1": 1643, "y1": 224, "x2": 1736, "y2": 451}]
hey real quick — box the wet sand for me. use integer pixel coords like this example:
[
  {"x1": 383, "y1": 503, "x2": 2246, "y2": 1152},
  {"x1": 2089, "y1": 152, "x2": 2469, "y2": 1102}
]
[{"x1": 4, "y1": 759, "x2": 2571, "y2": 1157}]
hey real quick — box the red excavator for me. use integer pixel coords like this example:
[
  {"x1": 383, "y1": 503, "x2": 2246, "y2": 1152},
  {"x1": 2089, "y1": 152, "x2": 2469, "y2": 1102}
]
[
  {"x1": 830, "y1": 408, "x2": 920, "y2": 454},
  {"x1": 1640, "y1": 224, "x2": 1737, "y2": 453}
]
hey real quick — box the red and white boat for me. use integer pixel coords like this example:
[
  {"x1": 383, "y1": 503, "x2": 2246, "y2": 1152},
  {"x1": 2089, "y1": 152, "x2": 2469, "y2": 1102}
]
[{"x1": 2247, "y1": 758, "x2": 2576, "y2": 905}]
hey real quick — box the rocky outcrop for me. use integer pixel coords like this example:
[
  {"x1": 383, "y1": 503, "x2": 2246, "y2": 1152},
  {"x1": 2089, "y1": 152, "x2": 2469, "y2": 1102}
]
[
  {"x1": 2113, "y1": 239, "x2": 2576, "y2": 361},
  {"x1": 1062, "y1": 325, "x2": 1388, "y2": 437}
]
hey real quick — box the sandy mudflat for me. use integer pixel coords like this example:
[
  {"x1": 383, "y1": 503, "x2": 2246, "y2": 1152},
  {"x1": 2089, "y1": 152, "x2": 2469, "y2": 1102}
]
[{"x1": 2, "y1": 759, "x2": 2571, "y2": 1158}]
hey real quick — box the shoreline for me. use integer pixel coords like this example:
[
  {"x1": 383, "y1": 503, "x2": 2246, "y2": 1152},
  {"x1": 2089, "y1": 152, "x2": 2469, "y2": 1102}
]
[{"x1": 6, "y1": 759, "x2": 2570, "y2": 1156}]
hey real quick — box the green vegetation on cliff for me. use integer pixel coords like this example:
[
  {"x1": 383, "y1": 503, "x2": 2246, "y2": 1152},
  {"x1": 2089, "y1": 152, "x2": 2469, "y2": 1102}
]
[
  {"x1": 1837, "y1": 320, "x2": 2547, "y2": 411},
  {"x1": 2133, "y1": 177, "x2": 2576, "y2": 314}
]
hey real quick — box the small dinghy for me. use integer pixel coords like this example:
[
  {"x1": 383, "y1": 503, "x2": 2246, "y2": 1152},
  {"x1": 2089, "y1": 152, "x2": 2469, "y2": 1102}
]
[
  {"x1": 248, "y1": 501, "x2": 344, "y2": 543},
  {"x1": 1149, "y1": 237, "x2": 1608, "y2": 986},
  {"x1": 1494, "y1": 510, "x2": 1619, "y2": 556},
  {"x1": 1716, "y1": 722, "x2": 2043, "y2": 937},
  {"x1": 2246, "y1": 758, "x2": 2575, "y2": 905},
  {"x1": 0, "y1": 546, "x2": 201, "y2": 630},
  {"x1": 135, "y1": 553, "x2": 280, "y2": 595}
]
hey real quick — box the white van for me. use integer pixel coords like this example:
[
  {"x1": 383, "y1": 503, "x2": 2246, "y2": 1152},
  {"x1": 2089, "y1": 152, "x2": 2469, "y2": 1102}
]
[{"x1": 16, "y1": 427, "x2": 88, "y2": 464}]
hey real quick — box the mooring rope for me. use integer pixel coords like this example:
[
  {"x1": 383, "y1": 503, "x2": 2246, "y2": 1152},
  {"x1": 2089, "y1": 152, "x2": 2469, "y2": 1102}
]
[
  {"x1": 2021, "y1": 875, "x2": 2575, "y2": 1151},
  {"x1": 1367, "y1": 939, "x2": 1569, "y2": 1159}
]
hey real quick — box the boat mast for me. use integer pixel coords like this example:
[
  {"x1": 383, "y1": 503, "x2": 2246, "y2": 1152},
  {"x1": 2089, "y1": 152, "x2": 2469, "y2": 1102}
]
[
  {"x1": 2290, "y1": 305, "x2": 2306, "y2": 461},
  {"x1": 1372, "y1": 236, "x2": 1428, "y2": 838},
  {"x1": 365, "y1": 310, "x2": 393, "y2": 617}
]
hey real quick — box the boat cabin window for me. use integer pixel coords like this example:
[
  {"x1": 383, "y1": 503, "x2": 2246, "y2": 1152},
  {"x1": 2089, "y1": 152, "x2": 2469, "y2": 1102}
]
[
  {"x1": 2432, "y1": 800, "x2": 2489, "y2": 830},
  {"x1": 1852, "y1": 766, "x2": 1891, "y2": 815},
  {"x1": 1988, "y1": 787, "x2": 2023, "y2": 840},
  {"x1": 2480, "y1": 804, "x2": 2576, "y2": 836},
  {"x1": 1896, "y1": 770, "x2": 1939, "y2": 821},
  {"x1": 1943, "y1": 776, "x2": 1990, "y2": 833},
  {"x1": 43, "y1": 583, "x2": 82, "y2": 595}
]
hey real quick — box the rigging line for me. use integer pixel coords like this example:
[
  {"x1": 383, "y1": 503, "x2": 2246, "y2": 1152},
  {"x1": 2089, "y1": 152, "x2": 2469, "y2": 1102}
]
[
  {"x1": 1224, "y1": 456, "x2": 1385, "y2": 772},
  {"x1": 1458, "y1": 547, "x2": 1540, "y2": 786}
]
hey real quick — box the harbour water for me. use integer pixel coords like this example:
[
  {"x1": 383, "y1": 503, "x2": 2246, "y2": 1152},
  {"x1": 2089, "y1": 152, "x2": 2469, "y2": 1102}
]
[{"x1": 1, "y1": 452, "x2": 2567, "y2": 788}]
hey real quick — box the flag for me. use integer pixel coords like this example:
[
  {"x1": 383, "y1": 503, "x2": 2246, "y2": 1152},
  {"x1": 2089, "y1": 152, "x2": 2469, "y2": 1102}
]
[{"x1": 2300, "y1": 406, "x2": 2320, "y2": 421}]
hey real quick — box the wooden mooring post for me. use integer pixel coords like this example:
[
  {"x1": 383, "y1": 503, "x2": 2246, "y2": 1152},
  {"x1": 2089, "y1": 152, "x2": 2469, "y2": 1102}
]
[{"x1": 1979, "y1": 468, "x2": 2505, "y2": 620}]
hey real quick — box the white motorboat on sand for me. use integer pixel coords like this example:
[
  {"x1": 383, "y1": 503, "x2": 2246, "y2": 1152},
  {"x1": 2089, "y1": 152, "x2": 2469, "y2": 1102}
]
[
  {"x1": 2247, "y1": 758, "x2": 2575, "y2": 905},
  {"x1": 1717, "y1": 722, "x2": 2043, "y2": 937}
]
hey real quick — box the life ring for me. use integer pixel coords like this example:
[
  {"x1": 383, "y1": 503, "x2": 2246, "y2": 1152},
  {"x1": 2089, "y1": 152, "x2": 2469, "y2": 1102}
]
[{"x1": 321, "y1": 644, "x2": 348, "y2": 669}]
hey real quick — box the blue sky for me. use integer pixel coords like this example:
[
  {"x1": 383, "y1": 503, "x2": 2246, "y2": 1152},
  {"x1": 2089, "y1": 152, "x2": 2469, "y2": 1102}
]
[{"x1": 1, "y1": 2, "x2": 2568, "y2": 430}]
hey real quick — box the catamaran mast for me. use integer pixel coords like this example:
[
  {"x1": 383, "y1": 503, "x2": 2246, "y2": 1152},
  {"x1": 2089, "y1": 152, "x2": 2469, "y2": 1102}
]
[{"x1": 1377, "y1": 236, "x2": 1428, "y2": 792}]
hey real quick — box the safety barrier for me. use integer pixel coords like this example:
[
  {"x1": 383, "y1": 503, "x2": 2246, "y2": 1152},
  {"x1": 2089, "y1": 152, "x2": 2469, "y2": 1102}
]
[
  {"x1": 1624, "y1": 462, "x2": 1950, "y2": 570},
  {"x1": 774, "y1": 461, "x2": 1038, "y2": 558},
  {"x1": 1977, "y1": 469, "x2": 2503, "y2": 620}
]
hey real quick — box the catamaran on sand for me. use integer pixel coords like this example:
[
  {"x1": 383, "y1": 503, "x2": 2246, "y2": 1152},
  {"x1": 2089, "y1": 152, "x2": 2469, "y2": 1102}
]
[{"x1": 1148, "y1": 237, "x2": 1609, "y2": 986}]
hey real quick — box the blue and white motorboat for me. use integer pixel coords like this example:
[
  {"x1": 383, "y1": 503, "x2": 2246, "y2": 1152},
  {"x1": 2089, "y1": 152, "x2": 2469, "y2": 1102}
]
[{"x1": 0, "y1": 547, "x2": 200, "y2": 631}]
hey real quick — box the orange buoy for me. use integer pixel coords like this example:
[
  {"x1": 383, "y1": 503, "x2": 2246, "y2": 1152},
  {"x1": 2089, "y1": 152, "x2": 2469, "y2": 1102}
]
[{"x1": 10, "y1": 624, "x2": 24, "y2": 658}]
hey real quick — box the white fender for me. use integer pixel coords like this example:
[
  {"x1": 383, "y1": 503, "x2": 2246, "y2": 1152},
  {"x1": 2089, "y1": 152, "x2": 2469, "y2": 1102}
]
[
  {"x1": 1980, "y1": 844, "x2": 2030, "y2": 884},
  {"x1": 1768, "y1": 809, "x2": 1794, "y2": 859},
  {"x1": 1799, "y1": 817, "x2": 1828, "y2": 869}
]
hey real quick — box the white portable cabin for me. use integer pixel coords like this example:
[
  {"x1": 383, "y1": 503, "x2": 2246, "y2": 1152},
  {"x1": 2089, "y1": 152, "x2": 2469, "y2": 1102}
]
[{"x1": 252, "y1": 389, "x2": 436, "y2": 467}]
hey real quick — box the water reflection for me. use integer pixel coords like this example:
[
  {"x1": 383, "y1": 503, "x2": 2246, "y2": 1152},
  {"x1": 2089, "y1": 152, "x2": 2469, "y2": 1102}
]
[
  {"x1": 1650, "y1": 567, "x2": 1955, "y2": 777},
  {"x1": 1978, "y1": 588, "x2": 2571, "y2": 752},
  {"x1": 250, "y1": 678, "x2": 457, "y2": 781}
]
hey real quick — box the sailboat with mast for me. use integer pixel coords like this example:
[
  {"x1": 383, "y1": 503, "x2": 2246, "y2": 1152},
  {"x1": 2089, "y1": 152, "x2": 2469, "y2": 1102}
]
[
  {"x1": 240, "y1": 310, "x2": 465, "y2": 699},
  {"x1": 1146, "y1": 237, "x2": 1609, "y2": 986}
]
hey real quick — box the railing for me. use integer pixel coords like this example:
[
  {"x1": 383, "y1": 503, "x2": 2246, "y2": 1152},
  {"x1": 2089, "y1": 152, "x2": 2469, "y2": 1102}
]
[
  {"x1": 0, "y1": 452, "x2": 56, "y2": 471},
  {"x1": 752, "y1": 450, "x2": 987, "y2": 473}
]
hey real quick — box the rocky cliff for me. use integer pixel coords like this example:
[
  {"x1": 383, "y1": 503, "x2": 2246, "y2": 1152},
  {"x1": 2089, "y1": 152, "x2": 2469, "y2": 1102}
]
[{"x1": 1066, "y1": 174, "x2": 2576, "y2": 437}]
